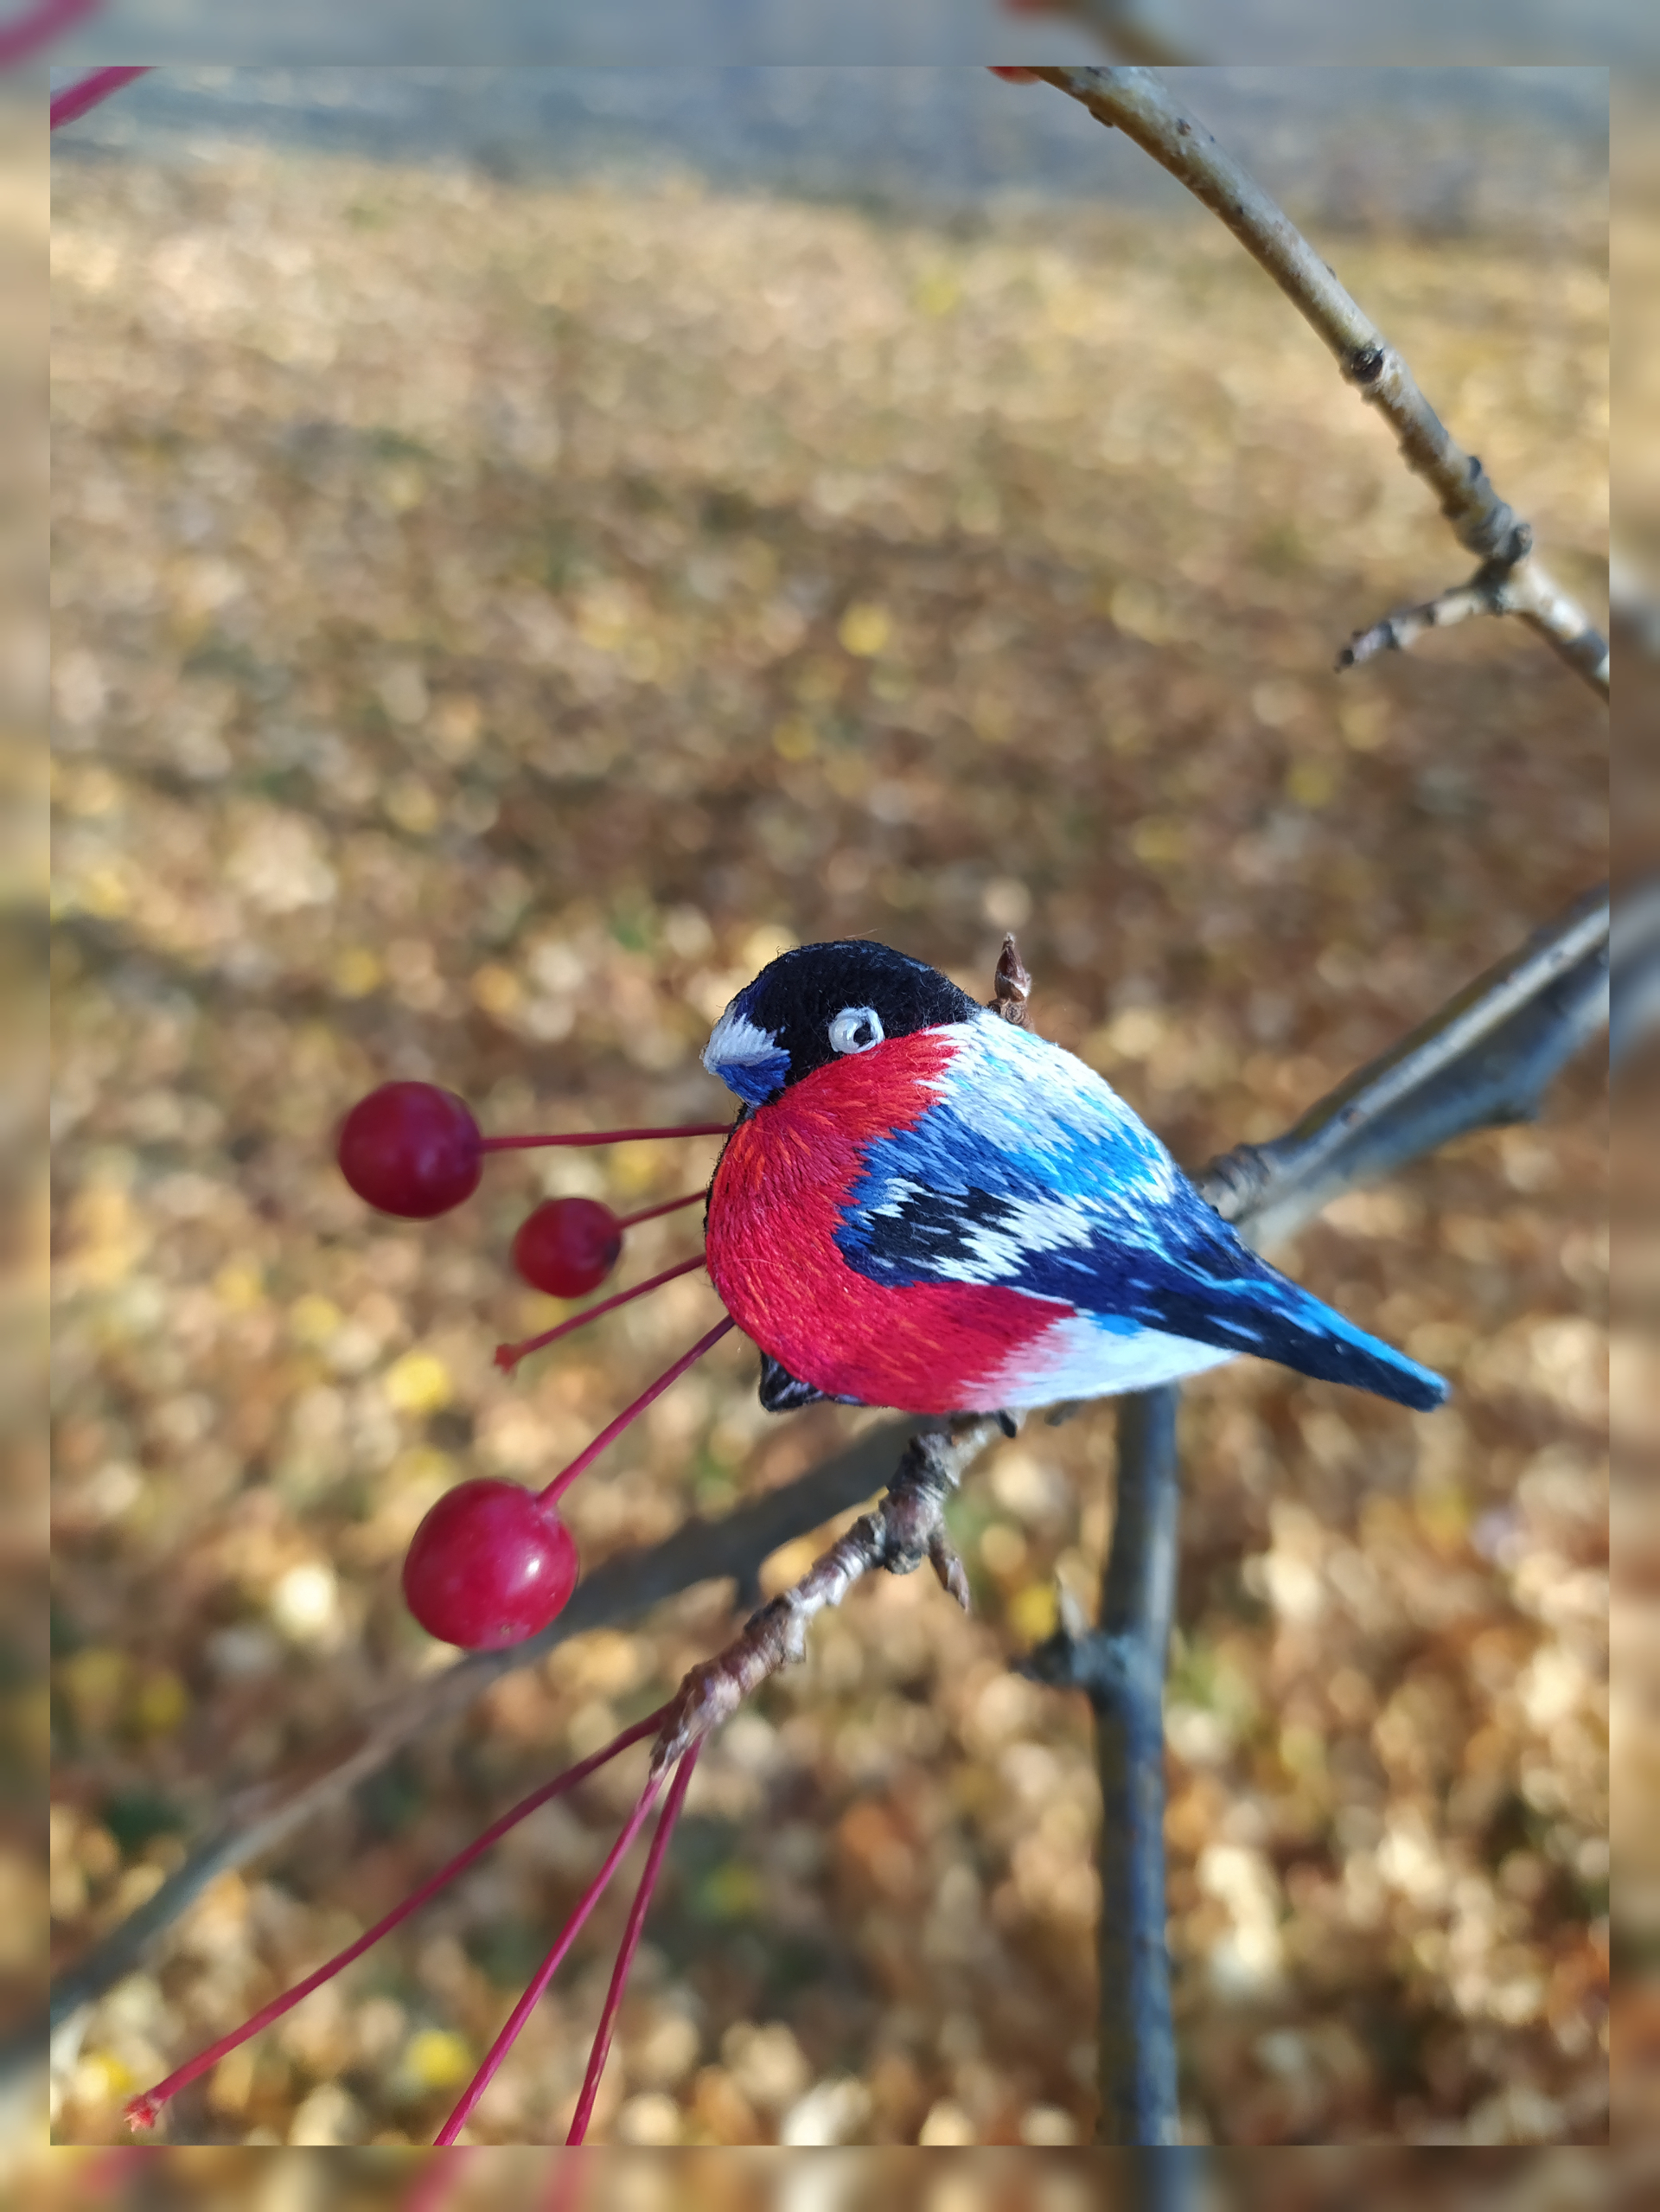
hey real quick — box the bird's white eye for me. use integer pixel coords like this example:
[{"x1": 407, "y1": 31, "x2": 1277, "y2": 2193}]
[{"x1": 828, "y1": 1005, "x2": 884, "y2": 1055}]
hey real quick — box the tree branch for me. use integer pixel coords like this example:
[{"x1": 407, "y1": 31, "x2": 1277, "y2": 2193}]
[
  {"x1": 1199, "y1": 879, "x2": 1609, "y2": 1252},
  {"x1": 1023, "y1": 1388, "x2": 1182, "y2": 2144},
  {"x1": 647, "y1": 1422, "x2": 990, "y2": 1778},
  {"x1": 1019, "y1": 879, "x2": 1606, "y2": 2143},
  {"x1": 1025, "y1": 66, "x2": 1609, "y2": 697},
  {"x1": 1336, "y1": 556, "x2": 1528, "y2": 671}
]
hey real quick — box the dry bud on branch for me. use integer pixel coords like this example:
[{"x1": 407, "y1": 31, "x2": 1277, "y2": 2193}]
[
  {"x1": 987, "y1": 930, "x2": 1034, "y2": 1026},
  {"x1": 649, "y1": 1421, "x2": 988, "y2": 1777}
]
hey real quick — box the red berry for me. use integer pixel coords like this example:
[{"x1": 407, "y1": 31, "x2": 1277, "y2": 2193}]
[
  {"x1": 513, "y1": 1197, "x2": 623, "y2": 1298},
  {"x1": 337, "y1": 1082, "x2": 483, "y2": 1218},
  {"x1": 401, "y1": 1480, "x2": 580, "y2": 1649}
]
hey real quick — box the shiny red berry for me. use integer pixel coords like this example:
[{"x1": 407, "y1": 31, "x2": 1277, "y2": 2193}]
[
  {"x1": 401, "y1": 1480, "x2": 580, "y2": 1649},
  {"x1": 512, "y1": 1197, "x2": 624, "y2": 1298},
  {"x1": 337, "y1": 1082, "x2": 483, "y2": 1218}
]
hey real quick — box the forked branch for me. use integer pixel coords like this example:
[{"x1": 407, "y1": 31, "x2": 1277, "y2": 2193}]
[
  {"x1": 1024, "y1": 66, "x2": 1609, "y2": 696},
  {"x1": 1021, "y1": 882, "x2": 1606, "y2": 2143}
]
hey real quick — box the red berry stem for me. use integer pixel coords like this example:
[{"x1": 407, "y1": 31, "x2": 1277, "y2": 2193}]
[
  {"x1": 398, "y1": 2148, "x2": 477, "y2": 2212},
  {"x1": 49, "y1": 64, "x2": 153, "y2": 130},
  {"x1": 124, "y1": 1705, "x2": 670, "y2": 2136},
  {"x1": 538, "y1": 1317, "x2": 736, "y2": 1510},
  {"x1": 615, "y1": 1189, "x2": 705, "y2": 1231},
  {"x1": 540, "y1": 2151, "x2": 587, "y2": 2212},
  {"x1": 495, "y1": 1255, "x2": 709, "y2": 1376},
  {"x1": 565, "y1": 1742, "x2": 703, "y2": 2145},
  {"x1": 479, "y1": 1122, "x2": 731, "y2": 1151},
  {"x1": 3, "y1": 0, "x2": 106, "y2": 69},
  {"x1": 432, "y1": 1767, "x2": 667, "y2": 2145},
  {"x1": 541, "y1": 2141, "x2": 588, "y2": 2212}
]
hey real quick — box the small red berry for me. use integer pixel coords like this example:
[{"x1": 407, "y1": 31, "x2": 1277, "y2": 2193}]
[
  {"x1": 402, "y1": 1480, "x2": 580, "y2": 1649},
  {"x1": 513, "y1": 1197, "x2": 624, "y2": 1298},
  {"x1": 337, "y1": 1082, "x2": 483, "y2": 1218}
]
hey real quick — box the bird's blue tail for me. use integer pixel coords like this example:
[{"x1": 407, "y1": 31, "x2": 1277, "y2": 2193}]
[{"x1": 1232, "y1": 1269, "x2": 1449, "y2": 1412}]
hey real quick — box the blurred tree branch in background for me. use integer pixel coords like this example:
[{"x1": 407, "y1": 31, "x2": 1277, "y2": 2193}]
[
  {"x1": 1025, "y1": 66, "x2": 1609, "y2": 697},
  {"x1": 1201, "y1": 884, "x2": 1611, "y2": 1251},
  {"x1": 1002, "y1": 1, "x2": 1195, "y2": 68}
]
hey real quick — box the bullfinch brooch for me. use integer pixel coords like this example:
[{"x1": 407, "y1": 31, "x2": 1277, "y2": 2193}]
[{"x1": 701, "y1": 939, "x2": 1446, "y2": 1419}]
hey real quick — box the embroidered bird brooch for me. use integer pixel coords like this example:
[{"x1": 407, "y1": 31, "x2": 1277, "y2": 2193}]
[{"x1": 700, "y1": 939, "x2": 1447, "y2": 1419}]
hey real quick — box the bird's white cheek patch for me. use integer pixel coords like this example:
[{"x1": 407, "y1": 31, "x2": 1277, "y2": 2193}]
[
  {"x1": 704, "y1": 1008, "x2": 793, "y2": 1103},
  {"x1": 702, "y1": 1007, "x2": 780, "y2": 1077}
]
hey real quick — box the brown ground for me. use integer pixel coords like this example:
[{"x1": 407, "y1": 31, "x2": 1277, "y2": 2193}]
[{"x1": 49, "y1": 143, "x2": 1606, "y2": 2151}]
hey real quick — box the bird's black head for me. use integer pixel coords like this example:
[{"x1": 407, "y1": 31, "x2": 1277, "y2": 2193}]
[{"x1": 702, "y1": 941, "x2": 977, "y2": 1106}]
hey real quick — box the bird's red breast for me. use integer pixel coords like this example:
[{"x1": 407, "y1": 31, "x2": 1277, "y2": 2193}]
[{"x1": 705, "y1": 1028, "x2": 1061, "y2": 1412}]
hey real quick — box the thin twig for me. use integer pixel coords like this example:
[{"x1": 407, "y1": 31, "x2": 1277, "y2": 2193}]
[
  {"x1": 1199, "y1": 880, "x2": 1610, "y2": 1251},
  {"x1": 648, "y1": 1423, "x2": 987, "y2": 1777},
  {"x1": 1336, "y1": 558, "x2": 1523, "y2": 670},
  {"x1": 1024, "y1": 67, "x2": 1609, "y2": 696}
]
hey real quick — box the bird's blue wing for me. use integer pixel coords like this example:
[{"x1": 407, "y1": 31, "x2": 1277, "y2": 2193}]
[{"x1": 837, "y1": 1015, "x2": 1446, "y2": 1414}]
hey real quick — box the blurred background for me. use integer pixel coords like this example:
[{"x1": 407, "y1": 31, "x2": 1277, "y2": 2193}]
[
  {"x1": 1610, "y1": 71, "x2": 1660, "y2": 2169},
  {"x1": 42, "y1": 65, "x2": 1606, "y2": 2158},
  {"x1": 1, "y1": 42, "x2": 50, "y2": 2177},
  {"x1": 37, "y1": 0, "x2": 1660, "y2": 66},
  {"x1": 10, "y1": 2139, "x2": 1626, "y2": 2212}
]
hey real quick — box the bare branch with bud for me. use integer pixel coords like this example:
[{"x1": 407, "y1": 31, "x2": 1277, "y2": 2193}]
[{"x1": 1022, "y1": 66, "x2": 1609, "y2": 697}]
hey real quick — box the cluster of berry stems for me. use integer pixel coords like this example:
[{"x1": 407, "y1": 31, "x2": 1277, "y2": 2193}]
[
  {"x1": 127, "y1": 1077, "x2": 739, "y2": 2146},
  {"x1": 126, "y1": 1707, "x2": 703, "y2": 2150},
  {"x1": 335, "y1": 1081, "x2": 732, "y2": 1651}
]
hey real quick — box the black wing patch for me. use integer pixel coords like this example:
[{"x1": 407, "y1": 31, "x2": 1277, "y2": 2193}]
[{"x1": 845, "y1": 1183, "x2": 1024, "y2": 1283}]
